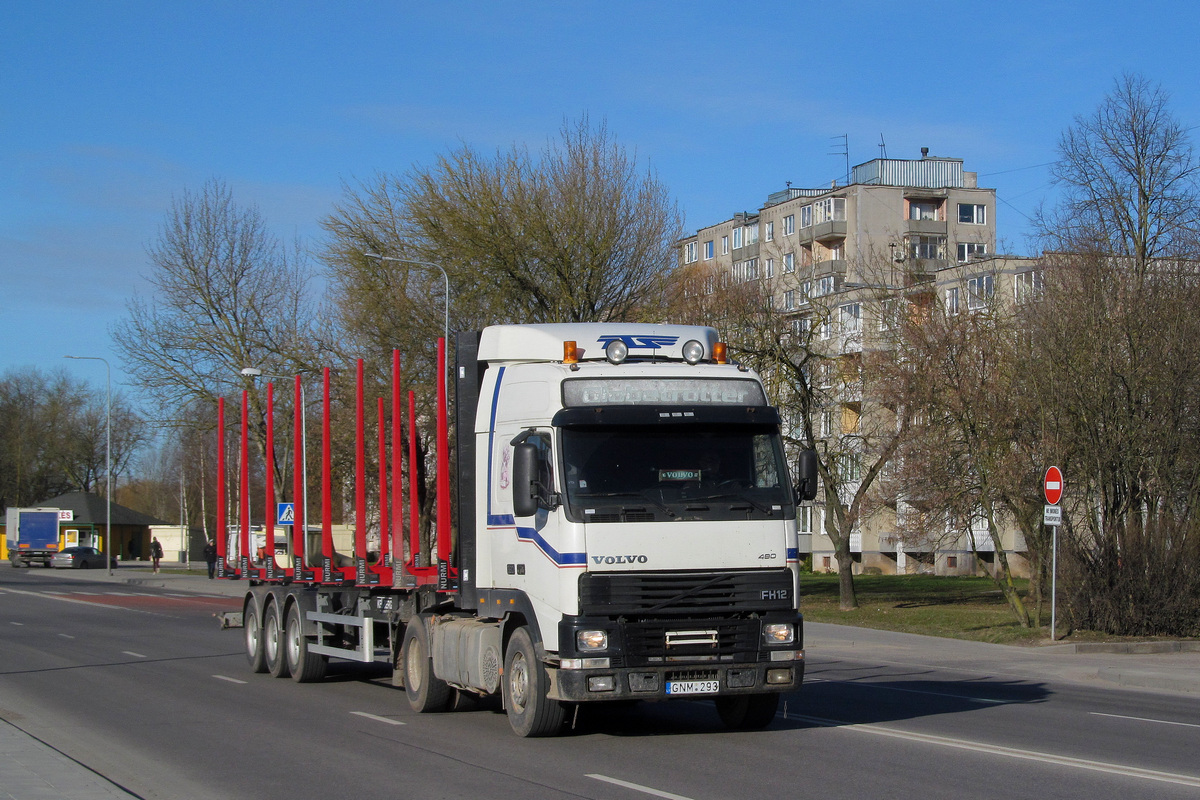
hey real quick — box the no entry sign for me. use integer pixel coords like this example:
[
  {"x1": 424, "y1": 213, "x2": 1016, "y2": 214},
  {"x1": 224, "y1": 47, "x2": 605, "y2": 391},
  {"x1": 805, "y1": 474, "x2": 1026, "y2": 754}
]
[{"x1": 1044, "y1": 466, "x2": 1063, "y2": 505}]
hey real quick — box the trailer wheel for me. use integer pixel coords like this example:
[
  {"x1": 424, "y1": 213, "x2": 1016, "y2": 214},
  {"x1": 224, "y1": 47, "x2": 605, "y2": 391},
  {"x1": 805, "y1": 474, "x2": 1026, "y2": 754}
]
[
  {"x1": 715, "y1": 693, "x2": 779, "y2": 730},
  {"x1": 244, "y1": 600, "x2": 267, "y2": 673},
  {"x1": 264, "y1": 601, "x2": 290, "y2": 678},
  {"x1": 402, "y1": 617, "x2": 452, "y2": 713},
  {"x1": 285, "y1": 603, "x2": 327, "y2": 683},
  {"x1": 503, "y1": 626, "x2": 565, "y2": 737}
]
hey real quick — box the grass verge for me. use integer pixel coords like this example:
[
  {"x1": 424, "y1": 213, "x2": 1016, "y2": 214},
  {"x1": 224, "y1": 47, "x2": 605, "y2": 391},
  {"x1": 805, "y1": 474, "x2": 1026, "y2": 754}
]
[{"x1": 800, "y1": 573, "x2": 1054, "y2": 645}]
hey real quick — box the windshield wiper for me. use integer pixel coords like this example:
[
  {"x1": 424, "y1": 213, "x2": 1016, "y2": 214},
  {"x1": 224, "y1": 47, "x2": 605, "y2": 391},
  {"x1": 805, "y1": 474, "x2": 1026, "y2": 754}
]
[
  {"x1": 695, "y1": 492, "x2": 776, "y2": 516},
  {"x1": 573, "y1": 490, "x2": 676, "y2": 518}
]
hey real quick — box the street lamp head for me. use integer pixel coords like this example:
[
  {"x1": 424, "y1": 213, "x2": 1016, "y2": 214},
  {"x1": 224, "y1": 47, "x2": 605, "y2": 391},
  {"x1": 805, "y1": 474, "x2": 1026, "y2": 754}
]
[{"x1": 240, "y1": 367, "x2": 263, "y2": 377}]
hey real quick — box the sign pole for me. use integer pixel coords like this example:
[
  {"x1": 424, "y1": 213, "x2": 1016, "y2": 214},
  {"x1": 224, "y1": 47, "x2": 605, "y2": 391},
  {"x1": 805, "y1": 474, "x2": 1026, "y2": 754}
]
[{"x1": 1044, "y1": 466, "x2": 1063, "y2": 642}]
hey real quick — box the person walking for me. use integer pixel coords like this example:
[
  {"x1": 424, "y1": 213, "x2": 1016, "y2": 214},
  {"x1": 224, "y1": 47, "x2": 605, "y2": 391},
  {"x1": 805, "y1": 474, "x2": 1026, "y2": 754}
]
[
  {"x1": 204, "y1": 539, "x2": 217, "y2": 579},
  {"x1": 150, "y1": 537, "x2": 164, "y2": 574}
]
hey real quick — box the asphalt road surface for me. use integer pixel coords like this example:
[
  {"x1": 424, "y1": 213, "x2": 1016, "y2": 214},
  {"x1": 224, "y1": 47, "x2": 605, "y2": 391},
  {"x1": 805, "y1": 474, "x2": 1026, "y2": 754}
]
[{"x1": 3, "y1": 567, "x2": 1200, "y2": 800}]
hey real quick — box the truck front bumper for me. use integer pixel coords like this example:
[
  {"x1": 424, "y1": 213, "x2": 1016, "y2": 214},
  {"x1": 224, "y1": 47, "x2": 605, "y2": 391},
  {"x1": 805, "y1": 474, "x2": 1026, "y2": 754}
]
[{"x1": 546, "y1": 654, "x2": 804, "y2": 703}]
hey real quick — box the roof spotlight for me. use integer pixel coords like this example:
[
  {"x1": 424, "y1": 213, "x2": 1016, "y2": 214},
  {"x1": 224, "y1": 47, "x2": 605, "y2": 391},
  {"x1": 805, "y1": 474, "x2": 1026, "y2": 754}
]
[
  {"x1": 605, "y1": 339, "x2": 629, "y2": 365},
  {"x1": 682, "y1": 340, "x2": 705, "y2": 365}
]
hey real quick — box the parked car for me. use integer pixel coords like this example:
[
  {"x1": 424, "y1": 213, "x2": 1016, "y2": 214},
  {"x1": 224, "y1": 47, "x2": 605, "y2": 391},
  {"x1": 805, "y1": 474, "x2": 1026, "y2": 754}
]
[{"x1": 51, "y1": 546, "x2": 116, "y2": 569}]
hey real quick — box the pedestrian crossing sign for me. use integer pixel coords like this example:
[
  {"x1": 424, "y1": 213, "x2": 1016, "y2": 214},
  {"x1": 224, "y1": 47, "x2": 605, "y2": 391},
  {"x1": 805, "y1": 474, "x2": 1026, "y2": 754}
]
[{"x1": 277, "y1": 503, "x2": 295, "y2": 525}]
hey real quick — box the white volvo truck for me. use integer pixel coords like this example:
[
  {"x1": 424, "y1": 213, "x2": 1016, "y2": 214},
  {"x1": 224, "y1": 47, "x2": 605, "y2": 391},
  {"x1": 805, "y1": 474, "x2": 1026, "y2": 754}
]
[{"x1": 227, "y1": 323, "x2": 818, "y2": 737}]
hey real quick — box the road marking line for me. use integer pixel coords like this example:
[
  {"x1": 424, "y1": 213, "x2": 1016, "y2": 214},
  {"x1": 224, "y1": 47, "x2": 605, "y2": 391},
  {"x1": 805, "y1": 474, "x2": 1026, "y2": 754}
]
[
  {"x1": 9, "y1": 621, "x2": 24, "y2": 626},
  {"x1": 105, "y1": 592, "x2": 137, "y2": 596},
  {"x1": 350, "y1": 711, "x2": 405, "y2": 726},
  {"x1": 213, "y1": 675, "x2": 248, "y2": 684},
  {"x1": 165, "y1": 593, "x2": 192, "y2": 597},
  {"x1": 587, "y1": 775, "x2": 696, "y2": 800},
  {"x1": 791, "y1": 713, "x2": 1200, "y2": 788},
  {"x1": 122, "y1": 651, "x2": 147, "y2": 658},
  {"x1": 1091, "y1": 712, "x2": 1200, "y2": 729},
  {"x1": 43, "y1": 590, "x2": 67, "y2": 595},
  {"x1": 58, "y1": 634, "x2": 75, "y2": 639}
]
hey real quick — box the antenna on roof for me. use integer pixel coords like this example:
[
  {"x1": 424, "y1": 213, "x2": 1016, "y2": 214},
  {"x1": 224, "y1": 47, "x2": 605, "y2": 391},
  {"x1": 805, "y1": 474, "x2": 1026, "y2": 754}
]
[
  {"x1": 829, "y1": 134, "x2": 849, "y2": 186},
  {"x1": 879, "y1": 133, "x2": 887, "y2": 160}
]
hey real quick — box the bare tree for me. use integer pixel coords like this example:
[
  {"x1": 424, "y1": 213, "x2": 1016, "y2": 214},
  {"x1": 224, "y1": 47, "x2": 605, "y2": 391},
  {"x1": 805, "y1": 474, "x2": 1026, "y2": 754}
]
[
  {"x1": 0, "y1": 367, "x2": 147, "y2": 507},
  {"x1": 112, "y1": 179, "x2": 326, "y2": 498},
  {"x1": 1030, "y1": 74, "x2": 1200, "y2": 636},
  {"x1": 1038, "y1": 73, "x2": 1200, "y2": 264}
]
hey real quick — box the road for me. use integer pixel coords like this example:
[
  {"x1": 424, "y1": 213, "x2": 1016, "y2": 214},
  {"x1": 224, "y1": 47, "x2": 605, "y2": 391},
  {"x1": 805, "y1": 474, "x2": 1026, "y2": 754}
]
[{"x1": 2, "y1": 567, "x2": 1200, "y2": 800}]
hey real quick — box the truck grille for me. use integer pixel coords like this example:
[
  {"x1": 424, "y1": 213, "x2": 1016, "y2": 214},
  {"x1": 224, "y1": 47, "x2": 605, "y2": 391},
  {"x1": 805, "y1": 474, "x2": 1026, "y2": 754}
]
[
  {"x1": 578, "y1": 569, "x2": 794, "y2": 618},
  {"x1": 624, "y1": 618, "x2": 761, "y2": 665}
]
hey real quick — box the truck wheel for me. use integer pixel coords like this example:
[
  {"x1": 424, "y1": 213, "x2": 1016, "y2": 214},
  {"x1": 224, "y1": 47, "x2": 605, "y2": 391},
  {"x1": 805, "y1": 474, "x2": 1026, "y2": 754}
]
[
  {"x1": 402, "y1": 618, "x2": 452, "y2": 713},
  {"x1": 715, "y1": 693, "x2": 779, "y2": 730},
  {"x1": 244, "y1": 601, "x2": 267, "y2": 673},
  {"x1": 503, "y1": 626, "x2": 565, "y2": 737},
  {"x1": 264, "y1": 602, "x2": 290, "y2": 678},
  {"x1": 285, "y1": 603, "x2": 327, "y2": 683}
]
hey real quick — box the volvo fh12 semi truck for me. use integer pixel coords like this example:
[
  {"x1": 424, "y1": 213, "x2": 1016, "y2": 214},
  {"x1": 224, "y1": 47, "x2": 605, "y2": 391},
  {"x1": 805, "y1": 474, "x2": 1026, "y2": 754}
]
[{"x1": 220, "y1": 323, "x2": 818, "y2": 736}]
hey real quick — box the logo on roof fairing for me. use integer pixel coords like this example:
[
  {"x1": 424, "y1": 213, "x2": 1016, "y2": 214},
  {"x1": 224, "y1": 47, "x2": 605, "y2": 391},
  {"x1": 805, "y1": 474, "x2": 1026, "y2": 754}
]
[{"x1": 596, "y1": 334, "x2": 680, "y2": 350}]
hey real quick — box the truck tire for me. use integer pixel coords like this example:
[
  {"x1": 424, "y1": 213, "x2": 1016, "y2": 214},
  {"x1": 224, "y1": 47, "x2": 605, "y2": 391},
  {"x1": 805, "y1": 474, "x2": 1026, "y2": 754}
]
[
  {"x1": 264, "y1": 601, "x2": 290, "y2": 679},
  {"x1": 503, "y1": 626, "x2": 565, "y2": 737},
  {"x1": 715, "y1": 693, "x2": 779, "y2": 730},
  {"x1": 402, "y1": 618, "x2": 452, "y2": 713},
  {"x1": 285, "y1": 602, "x2": 327, "y2": 683},
  {"x1": 244, "y1": 600, "x2": 268, "y2": 673}
]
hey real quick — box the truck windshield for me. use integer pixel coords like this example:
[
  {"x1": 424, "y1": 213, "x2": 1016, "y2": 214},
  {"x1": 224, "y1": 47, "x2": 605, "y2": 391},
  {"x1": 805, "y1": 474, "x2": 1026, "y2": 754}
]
[{"x1": 560, "y1": 424, "x2": 793, "y2": 522}]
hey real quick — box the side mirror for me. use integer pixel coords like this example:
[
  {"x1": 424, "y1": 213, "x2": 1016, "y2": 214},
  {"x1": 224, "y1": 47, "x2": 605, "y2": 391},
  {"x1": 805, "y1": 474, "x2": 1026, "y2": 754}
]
[
  {"x1": 512, "y1": 443, "x2": 539, "y2": 517},
  {"x1": 795, "y1": 449, "x2": 819, "y2": 501}
]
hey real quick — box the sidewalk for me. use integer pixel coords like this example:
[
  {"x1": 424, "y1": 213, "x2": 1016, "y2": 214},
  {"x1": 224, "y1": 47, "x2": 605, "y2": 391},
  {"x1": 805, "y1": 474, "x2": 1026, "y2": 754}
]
[
  {"x1": 44, "y1": 560, "x2": 248, "y2": 598},
  {"x1": 805, "y1": 621, "x2": 1200, "y2": 696}
]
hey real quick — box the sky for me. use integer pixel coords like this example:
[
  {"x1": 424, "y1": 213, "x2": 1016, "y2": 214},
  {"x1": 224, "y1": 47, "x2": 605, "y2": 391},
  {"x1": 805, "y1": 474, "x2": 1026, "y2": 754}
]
[{"x1": 4, "y1": 0, "x2": 1200, "y2": 396}]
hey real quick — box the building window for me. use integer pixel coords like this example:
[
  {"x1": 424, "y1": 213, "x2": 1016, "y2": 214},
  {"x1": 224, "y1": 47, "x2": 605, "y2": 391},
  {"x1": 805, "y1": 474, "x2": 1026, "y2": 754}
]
[
  {"x1": 784, "y1": 214, "x2": 795, "y2": 235},
  {"x1": 946, "y1": 555, "x2": 958, "y2": 569},
  {"x1": 828, "y1": 241, "x2": 844, "y2": 261},
  {"x1": 1014, "y1": 269, "x2": 1045, "y2": 303},
  {"x1": 800, "y1": 205, "x2": 812, "y2": 228},
  {"x1": 799, "y1": 506, "x2": 812, "y2": 534},
  {"x1": 909, "y1": 200, "x2": 940, "y2": 221},
  {"x1": 945, "y1": 287, "x2": 960, "y2": 315},
  {"x1": 815, "y1": 198, "x2": 846, "y2": 224},
  {"x1": 820, "y1": 409, "x2": 834, "y2": 437},
  {"x1": 704, "y1": 240, "x2": 714, "y2": 260},
  {"x1": 721, "y1": 235, "x2": 729, "y2": 255},
  {"x1": 959, "y1": 204, "x2": 987, "y2": 225},
  {"x1": 764, "y1": 258, "x2": 775, "y2": 278},
  {"x1": 822, "y1": 556, "x2": 831, "y2": 570},
  {"x1": 794, "y1": 317, "x2": 811, "y2": 337},
  {"x1": 747, "y1": 224, "x2": 759, "y2": 245},
  {"x1": 840, "y1": 303, "x2": 862, "y2": 334},
  {"x1": 957, "y1": 242, "x2": 987, "y2": 263},
  {"x1": 967, "y1": 275, "x2": 994, "y2": 310},
  {"x1": 704, "y1": 275, "x2": 715, "y2": 295},
  {"x1": 732, "y1": 227, "x2": 743, "y2": 249},
  {"x1": 800, "y1": 280, "x2": 811, "y2": 305},
  {"x1": 813, "y1": 275, "x2": 835, "y2": 298},
  {"x1": 784, "y1": 289, "x2": 796, "y2": 311},
  {"x1": 765, "y1": 221, "x2": 774, "y2": 242},
  {"x1": 783, "y1": 253, "x2": 795, "y2": 273},
  {"x1": 683, "y1": 242, "x2": 697, "y2": 263},
  {"x1": 909, "y1": 235, "x2": 946, "y2": 260},
  {"x1": 745, "y1": 258, "x2": 758, "y2": 281}
]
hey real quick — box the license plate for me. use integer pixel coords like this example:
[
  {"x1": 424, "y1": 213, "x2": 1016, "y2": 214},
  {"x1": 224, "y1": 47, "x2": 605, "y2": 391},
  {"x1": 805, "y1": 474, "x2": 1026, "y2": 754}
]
[{"x1": 666, "y1": 679, "x2": 720, "y2": 695}]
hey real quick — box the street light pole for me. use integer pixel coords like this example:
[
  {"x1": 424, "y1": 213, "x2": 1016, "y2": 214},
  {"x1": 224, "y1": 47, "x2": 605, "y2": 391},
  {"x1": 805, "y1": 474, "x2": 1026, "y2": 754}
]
[
  {"x1": 361, "y1": 252, "x2": 450, "y2": 348},
  {"x1": 64, "y1": 355, "x2": 112, "y2": 576}
]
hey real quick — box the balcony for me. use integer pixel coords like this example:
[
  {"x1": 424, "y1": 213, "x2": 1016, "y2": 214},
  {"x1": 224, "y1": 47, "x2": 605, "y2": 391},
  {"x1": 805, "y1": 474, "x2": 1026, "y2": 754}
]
[
  {"x1": 812, "y1": 220, "x2": 847, "y2": 242},
  {"x1": 906, "y1": 219, "x2": 948, "y2": 236}
]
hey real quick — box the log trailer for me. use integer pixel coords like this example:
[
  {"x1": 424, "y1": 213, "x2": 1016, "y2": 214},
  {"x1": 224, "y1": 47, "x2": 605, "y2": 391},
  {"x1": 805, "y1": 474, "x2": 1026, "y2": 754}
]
[{"x1": 219, "y1": 323, "x2": 818, "y2": 737}]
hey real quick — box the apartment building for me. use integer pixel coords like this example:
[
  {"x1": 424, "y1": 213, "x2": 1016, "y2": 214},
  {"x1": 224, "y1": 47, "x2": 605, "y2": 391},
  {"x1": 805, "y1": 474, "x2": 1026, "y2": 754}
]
[{"x1": 678, "y1": 151, "x2": 1044, "y2": 577}]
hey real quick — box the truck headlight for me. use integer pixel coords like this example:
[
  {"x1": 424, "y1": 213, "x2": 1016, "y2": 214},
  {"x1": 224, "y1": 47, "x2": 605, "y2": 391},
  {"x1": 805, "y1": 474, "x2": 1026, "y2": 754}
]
[
  {"x1": 762, "y1": 623, "x2": 795, "y2": 645},
  {"x1": 576, "y1": 629, "x2": 608, "y2": 651}
]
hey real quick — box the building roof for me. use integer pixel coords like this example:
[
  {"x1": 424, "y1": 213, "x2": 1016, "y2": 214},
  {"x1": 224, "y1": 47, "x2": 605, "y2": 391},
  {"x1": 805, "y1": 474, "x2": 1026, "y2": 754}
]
[{"x1": 35, "y1": 492, "x2": 169, "y2": 527}]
